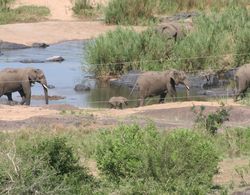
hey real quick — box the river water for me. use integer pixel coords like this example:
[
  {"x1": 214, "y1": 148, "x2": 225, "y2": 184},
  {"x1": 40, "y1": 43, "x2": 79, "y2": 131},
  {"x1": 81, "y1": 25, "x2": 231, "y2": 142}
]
[{"x1": 0, "y1": 40, "x2": 136, "y2": 108}]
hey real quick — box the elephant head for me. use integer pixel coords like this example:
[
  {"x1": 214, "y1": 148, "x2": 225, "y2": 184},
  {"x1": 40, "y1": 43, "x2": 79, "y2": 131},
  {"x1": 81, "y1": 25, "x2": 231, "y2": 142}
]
[
  {"x1": 27, "y1": 68, "x2": 49, "y2": 104},
  {"x1": 168, "y1": 70, "x2": 190, "y2": 95}
]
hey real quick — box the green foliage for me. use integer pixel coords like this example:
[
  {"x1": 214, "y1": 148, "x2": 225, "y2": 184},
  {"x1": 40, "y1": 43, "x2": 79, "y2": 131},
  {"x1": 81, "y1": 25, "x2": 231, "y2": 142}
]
[
  {"x1": 85, "y1": 27, "x2": 171, "y2": 76},
  {"x1": 0, "y1": 136, "x2": 95, "y2": 194},
  {"x1": 168, "y1": 6, "x2": 250, "y2": 71},
  {"x1": 0, "y1": 5, "x2": 50, "y2": 25},
  {"x1": 105, "y1": 0, "x2": 156, "y2": 25},
  {"x1": 96, "y1": 124, "x2": 159, "y2": 181},
  {"x1": 192, "y1": 103, "x2": 230, "y2": 135},
  {"x1": 157, "y1": 130, "x2": 219, "y2": 194},
  {"x1": 0, "y1": 0, "x2": 13, "y2": 11},
  {"x1": 96, "y1": 124, "x2": 219, "y2": 194}
]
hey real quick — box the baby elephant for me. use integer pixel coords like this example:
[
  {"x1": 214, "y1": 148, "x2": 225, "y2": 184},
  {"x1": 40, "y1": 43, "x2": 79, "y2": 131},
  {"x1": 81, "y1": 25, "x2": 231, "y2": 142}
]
[{"x1": 108, "y1": 96, "x2": 128, "y2": 109}]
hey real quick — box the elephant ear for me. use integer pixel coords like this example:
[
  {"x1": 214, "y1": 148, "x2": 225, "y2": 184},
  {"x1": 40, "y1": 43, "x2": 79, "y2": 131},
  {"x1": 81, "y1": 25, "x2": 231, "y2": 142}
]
[
  {"x1": 28, "y1": 68, "x2": 39, "y2": 82},
  {"x1": 169, "y1": 70, "x2": 180, "y2": 85}
]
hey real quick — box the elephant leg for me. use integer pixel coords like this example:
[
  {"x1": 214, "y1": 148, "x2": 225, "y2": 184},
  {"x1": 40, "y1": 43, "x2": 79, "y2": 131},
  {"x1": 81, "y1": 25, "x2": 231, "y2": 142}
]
[
  {"x1": 6, "y1": 93, "x2": 13, "y2": 101},
  {"x1": 159, "y1": 92, "x2": 167, "y2": 103},
  {"x1": 18, "y1": 89, "x2": 26, "y2": 105},
  {"x1": 22, "y1": 84, "x2": 31, "y2": 105},
  {"x1": 119, "y1": 103, "x2": 123, "y2": 109}
]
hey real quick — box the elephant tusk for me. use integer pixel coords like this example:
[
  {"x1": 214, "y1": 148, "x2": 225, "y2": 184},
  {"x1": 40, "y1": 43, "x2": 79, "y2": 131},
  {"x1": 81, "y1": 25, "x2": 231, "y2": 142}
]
[
  {"x1": 185, "y1": 85, "x2": 190, "y2": 90},
  {"x1": 42, "y1": 84, "x2": 49, "y2": 90}
]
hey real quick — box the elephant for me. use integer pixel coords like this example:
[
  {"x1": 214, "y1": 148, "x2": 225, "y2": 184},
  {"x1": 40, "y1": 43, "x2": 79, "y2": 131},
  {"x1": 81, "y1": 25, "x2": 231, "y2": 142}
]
[
  {"x1": 234, "y1": 63, "x2": 250, "y2": 101},
  {"x1": 0, "y1": 67, "x2": 49, "y2": 105},
  {"x1": 155, "y1": 21, "x2": 193, "y2": 41},
  {"x1": 108, "y1": 96, "x2": 128, "y2": 109},
  {"x1": 133, "y1": 70, "x2": 189, "y2": 107}
]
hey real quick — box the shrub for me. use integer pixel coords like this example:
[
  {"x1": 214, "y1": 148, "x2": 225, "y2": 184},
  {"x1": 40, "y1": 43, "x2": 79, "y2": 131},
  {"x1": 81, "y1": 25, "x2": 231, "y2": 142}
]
[
  {"x1": 157, "y1": 130, "x2": 219, "y2": 194},
  {"x1": 96, "y1": 124, "x2": 219, "y2": 194},
  {"x1": 85, "y1": 27, "x2": 172, "y2": 77},
  {"x1": 192, "y1": 103, "x2": 230, "y2": 135},
  {"x1": 96, "y1": 124, "x2": 160, "y2": 181},
  {"x1": 0, "y1": 136, "x2": 95, "y2": 194},
  {"x1": 0, "y1": 0, "x2": 13, "y2": 10}
]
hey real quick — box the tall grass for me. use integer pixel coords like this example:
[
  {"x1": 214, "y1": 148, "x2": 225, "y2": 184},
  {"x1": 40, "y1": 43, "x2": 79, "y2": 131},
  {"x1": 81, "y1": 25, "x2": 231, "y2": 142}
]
[
  {"x1": 104, "y1": 0, "x2": 249, "y2": 25},
  {"x1": 167, "y1": 6, "x2": 250, "y2": 71},
  {"x1": 85, "y1": 27, "x2": 172, "y2": 77},
  {"x1": 72, "y1": 0, "x2": 98, "y2": 18}
]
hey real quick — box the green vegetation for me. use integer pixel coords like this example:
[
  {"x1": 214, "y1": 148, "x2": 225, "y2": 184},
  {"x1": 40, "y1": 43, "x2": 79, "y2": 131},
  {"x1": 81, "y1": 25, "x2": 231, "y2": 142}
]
[
  {"x1": 192, "y1": 103, "x2": 231, "y2": 135},
  {"x1": 86, "y1": 27, "x2": 171, "y2": 76},
  {"x1": 86, "y1": 5, "x2": 250, "y2": 76},
  {"x1": 104, "y1": 0, "x2": 249, "y2": 25},
  {"x1": 0, "y1": 5, "x2": 50, "y2": 25},
  {"x1": 3, "y1": 123, "x2": 250, "y2": 193},
  {"x1": 96, "y1": 124, "x2": 219, "y2": 194}
]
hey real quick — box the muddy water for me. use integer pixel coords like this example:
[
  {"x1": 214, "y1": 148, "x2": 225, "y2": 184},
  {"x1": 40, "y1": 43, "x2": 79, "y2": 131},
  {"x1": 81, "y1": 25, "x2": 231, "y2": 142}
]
[
  {"x1": 0, "y1": 40, "x2": 139, "y2": 108},
  {"x1": 0, "y1": 40, "x2": 217, "y2": 108}
]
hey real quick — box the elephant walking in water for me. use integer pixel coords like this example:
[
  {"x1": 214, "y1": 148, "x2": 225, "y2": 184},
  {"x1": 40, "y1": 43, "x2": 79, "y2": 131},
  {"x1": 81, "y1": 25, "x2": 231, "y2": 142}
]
[
  {"x1": 108, "y1": 96, "x2": 128, "y2": 109},
  {"x1": 0, "y1": 67, "x2": 49, "y2": 105},
  {"x1": 234, "y1": 63, "x2": 250, "y2": 101},
  {"x1": 133, "y1": 70, "x2": 189, "y2": 107}
]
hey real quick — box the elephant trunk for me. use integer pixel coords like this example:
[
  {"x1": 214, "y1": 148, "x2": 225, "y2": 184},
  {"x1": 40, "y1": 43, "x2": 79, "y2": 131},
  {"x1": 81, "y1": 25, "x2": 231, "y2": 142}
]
[
  {"x1": 40, "y1": 79, "x2": 49, "y2": 104},
  {"x1": 182, "y1": 80, "x2": 190, "y2": 97}
]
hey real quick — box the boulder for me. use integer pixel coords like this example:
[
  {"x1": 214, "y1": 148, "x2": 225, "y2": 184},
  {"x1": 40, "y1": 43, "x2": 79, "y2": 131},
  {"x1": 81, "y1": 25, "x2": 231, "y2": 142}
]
[
  {"x1": 46, "y1": 56, "x2": 65, "y2": 62},
  {"x1": 0, "y1": 41, "x2": 30, "y2": 50},
  {"x1": 32, "y1": 43, "x2": 49, "y2": 48},
  {"x1": 74, "y1": 84, "x2": 91, "y2": 92}
]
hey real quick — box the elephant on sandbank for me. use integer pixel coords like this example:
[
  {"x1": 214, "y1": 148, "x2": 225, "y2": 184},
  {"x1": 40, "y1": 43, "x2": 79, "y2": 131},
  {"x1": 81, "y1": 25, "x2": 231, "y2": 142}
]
[
  {"x1": 234, "y1": 63, "x2": 250, "y2": 101},
  {"x1": 0, "y1": 67, "x2": 49, "y2": 105},
  {"x1": 132, "y1": 70, "x2": 190, "y2": 107}
]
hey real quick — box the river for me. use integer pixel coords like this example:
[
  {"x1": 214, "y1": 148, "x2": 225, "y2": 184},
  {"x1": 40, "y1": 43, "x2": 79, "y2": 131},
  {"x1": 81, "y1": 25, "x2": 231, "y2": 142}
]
[{"x1": 0, "y1": 40, "x2": 137, "y2": 108}]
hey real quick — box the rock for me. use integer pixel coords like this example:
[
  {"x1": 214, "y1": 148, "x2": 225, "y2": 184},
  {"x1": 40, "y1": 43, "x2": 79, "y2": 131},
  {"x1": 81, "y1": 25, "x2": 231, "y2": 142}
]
[
  {"x1": 46, "y1": 56, "x2": 64, "y2": 62},
  {"x1": 110, "y1": 71, "x2": 140, "y2": 88},
  {"x1": 32, "y1": 43, "x2": 49, "y2": 48},
  {"x1": 47, "y1": 84, "x2": 55, "y2": 89},
  {"x1": 0, "y1": 51, "x2": 3, "y2": 56},
  {"x1": 20, "y1": 59, "x2": 45, "y2": 63},
  {"x1": 0, "y1": 41, "x2": 30, "y2": 50},
  {"x1": 74, "y1": 84, "x2": 91, "y2": 92}
]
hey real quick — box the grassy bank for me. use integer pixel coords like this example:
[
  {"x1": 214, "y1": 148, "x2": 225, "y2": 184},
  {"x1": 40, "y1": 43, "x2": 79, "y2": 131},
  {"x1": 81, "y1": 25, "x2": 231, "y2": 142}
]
[
  {"x1": 0, "y1": 4, "x2": 50, "y2": 24},
  {"x1": 85, "y1": 5, "x2": 250, "y2": 76}
]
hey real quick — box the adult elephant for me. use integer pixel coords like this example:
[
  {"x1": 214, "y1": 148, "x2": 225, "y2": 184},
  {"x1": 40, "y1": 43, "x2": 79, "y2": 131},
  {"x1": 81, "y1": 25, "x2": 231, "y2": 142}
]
[
  {"x1": 234, "y1": 63, "x2": 250, "y2": 101},
  {"x1": 134, "y1": 70, "x2": 189, "y2": 106},
  {"x1": 0, "y1": 67, "x2": 49, "y2": 105}
]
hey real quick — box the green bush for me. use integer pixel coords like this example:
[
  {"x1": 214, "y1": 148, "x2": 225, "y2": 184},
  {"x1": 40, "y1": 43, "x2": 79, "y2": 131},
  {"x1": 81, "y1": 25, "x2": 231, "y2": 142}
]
[
  {"x1": 96, "y1": 124, "x2": 160, "y2": 181},
  {"x1": 96, "y1": 124, "x2": 219, "y2": 194},
  {"x1": 157, "y1": 130, "x2": 219, "y2": 193},
  {"x1": 85, "y1": 27, "x2": 171, "y2": 76},
  {"x1": 192, "y1": 103, "x2": 230, "y2": 135},
  {"x1": 0, "y1": 136, "x2": 95, "y2": 194}
]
